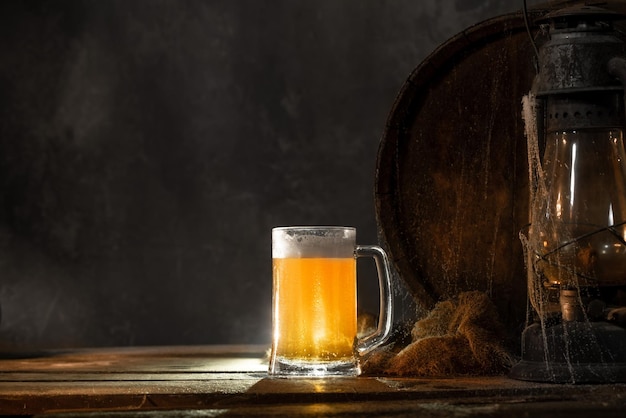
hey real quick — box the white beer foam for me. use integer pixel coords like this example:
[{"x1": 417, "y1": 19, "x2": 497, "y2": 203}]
[{"x1": 272, "y1": 226, "x2": 356, "y2": 258}]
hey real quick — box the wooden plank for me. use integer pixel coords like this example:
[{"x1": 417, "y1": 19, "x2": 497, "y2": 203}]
[
  {"x1": 3, "y1": 376, "x2": 626, "y2": 416},
  {"x1": 0, "y1": 345, "x2": 269, "y2": 373},
  {"x1": 0, "y1": 372, "x2": 263, "y2": 382},
  {"x1": 1, "y1": 346, "x2": 626, "y2": 416}
]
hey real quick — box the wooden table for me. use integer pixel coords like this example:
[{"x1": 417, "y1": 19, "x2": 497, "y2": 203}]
[{"x1": 1, "y1": 345, "x2": 626, "y2": 416}]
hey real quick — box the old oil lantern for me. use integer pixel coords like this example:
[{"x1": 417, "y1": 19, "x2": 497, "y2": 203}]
[{"x1": 510, "y1": 5, "x2": 626, "y2": 383}]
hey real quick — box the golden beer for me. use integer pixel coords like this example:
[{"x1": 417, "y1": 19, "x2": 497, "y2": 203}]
[
  {"x1": 269, "y1": 226, "x2": 392, "y2": 376},
  {"x1": 272, "y1": 257, "x2": 357, "y2": 362}
]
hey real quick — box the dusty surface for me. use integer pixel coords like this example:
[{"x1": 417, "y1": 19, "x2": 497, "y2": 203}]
[{"x1": 1, "y1": 345, "x2": 625, "y2": 416}]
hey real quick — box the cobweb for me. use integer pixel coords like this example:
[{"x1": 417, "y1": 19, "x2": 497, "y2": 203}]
[
  {"x1": 521, "y1": 93, "x2": 551, "y2": 318},
  {"x1": 520, "y1": 93, "x2": 618, "y2": 382},
  {"x1": 521, "y1": 93, "x2": 561, "y2": 377}
]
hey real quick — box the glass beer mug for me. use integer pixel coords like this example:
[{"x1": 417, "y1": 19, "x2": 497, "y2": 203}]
[{"x1": 269, "y1": 226, "x2": 393, "y2": 377}]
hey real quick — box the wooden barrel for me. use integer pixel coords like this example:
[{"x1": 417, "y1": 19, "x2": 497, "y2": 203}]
[{"x1": 374, "y1": 0, "x2": 626, "y2": 345}]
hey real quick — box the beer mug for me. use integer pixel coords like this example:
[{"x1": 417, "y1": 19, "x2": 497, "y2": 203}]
[{"x1": 269, "y1": 226, "x2": 393, "y2": 377}]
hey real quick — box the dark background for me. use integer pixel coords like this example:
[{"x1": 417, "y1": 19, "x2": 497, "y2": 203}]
[{"x1": 0, "y1": 0, "x2": 542, "y2": 349}]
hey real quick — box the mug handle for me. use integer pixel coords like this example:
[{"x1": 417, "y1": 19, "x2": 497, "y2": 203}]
[{"x1": 355, "y1": 245, "x2": 394, "y2": 355}]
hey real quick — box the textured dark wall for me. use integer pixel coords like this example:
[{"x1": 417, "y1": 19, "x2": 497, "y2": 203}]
[{"x1": 0, "y1": 0, "x2": 540, "y2": 349}]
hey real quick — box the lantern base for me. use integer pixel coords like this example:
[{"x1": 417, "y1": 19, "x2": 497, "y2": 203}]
[{"x1": 509, "y1": 322, "x2": 626, "y2": 383}]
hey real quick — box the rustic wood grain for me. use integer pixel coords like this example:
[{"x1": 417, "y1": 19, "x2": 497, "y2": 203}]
[{"x1": 1, "y1": 346, "x2": 626, "y2": 416}]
